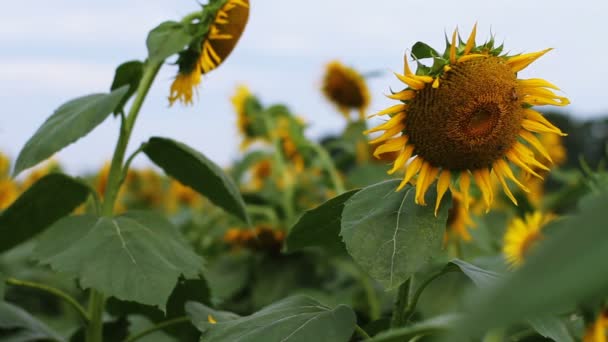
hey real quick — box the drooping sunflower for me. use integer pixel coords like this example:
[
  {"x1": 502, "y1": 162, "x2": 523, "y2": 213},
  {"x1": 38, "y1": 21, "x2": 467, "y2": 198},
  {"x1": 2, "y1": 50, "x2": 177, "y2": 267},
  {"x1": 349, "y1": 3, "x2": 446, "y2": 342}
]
[
  {"x1": 169, "y1": 0, "x2": 250, "y2": 105},
  {"x1": 584, "y1": 310, "x2": 608, "y2": 342},
  {"x1": 232, "y1": 85, "x2": 265, "y2": 149},
  {"x1": 322, "y1": 61, "x2": 371, "y2": 120},
  {"x1": 503, "y1": 211, "x2": 554, "y2": 267},
  {"x1": 368, "y1": 24, "x2": 569, "y2": 216}
]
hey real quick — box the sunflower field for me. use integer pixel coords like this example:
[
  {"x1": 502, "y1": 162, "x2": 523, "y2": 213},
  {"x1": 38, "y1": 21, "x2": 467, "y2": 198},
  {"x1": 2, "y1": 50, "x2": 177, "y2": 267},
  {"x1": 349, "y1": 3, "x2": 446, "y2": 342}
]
[{"x1": 2, "y1": 1, "x2": 608, "y2": 341}]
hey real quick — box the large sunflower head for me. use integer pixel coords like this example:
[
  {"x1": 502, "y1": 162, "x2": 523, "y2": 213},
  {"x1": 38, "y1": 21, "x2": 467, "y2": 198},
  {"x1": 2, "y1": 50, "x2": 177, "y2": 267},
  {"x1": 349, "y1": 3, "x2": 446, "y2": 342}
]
[
  {"x1": 368, "y1": 24, "x2": 569, "y2": 216},
  {"x1": 169, "y1": 0, "x2": 250, "y2": 105},
  {"x1": 322, "y1": 60, "x2": 371, "y2": 120},
  {"x1": 503, "y1": 211, "x2": 554, "y2": 268}
]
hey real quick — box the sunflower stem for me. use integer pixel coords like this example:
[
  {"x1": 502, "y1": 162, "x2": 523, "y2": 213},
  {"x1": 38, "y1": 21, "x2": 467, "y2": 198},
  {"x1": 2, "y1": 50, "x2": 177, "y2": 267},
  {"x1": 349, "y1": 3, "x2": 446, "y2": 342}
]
[
  {"x1": 354, "y1": 324, "x2": 371, "y2": 340},
  {"x1": 391, "y1": 277, "x2": 412, "y2": 328},
  {"x1": 122, "y1": 316, "x2": 190, "y2": 342},
  {"x1": 307, "y1": 142, "x2": 345, "y2": 194},
  {"x1": 86, "y1": 60, "x2": 162, "y2": 342}
]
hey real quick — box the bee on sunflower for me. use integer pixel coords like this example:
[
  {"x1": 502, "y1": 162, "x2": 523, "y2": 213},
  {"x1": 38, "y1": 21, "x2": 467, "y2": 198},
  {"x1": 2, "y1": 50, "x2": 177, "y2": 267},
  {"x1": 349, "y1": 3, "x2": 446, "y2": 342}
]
[
  {"x1": 368, "y1": 24, "x2": 569, "y2": 217},
  {"x1": 322, "y1": 61, "x2": 371, "y2": 121},
  {"x1": 169, "y1": 0, "x2": 250, "y2": 105}
]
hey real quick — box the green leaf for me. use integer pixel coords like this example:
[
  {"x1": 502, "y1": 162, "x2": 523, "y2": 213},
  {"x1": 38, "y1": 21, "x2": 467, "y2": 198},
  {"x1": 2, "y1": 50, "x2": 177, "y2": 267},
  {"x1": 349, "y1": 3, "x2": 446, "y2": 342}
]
[
  {"x1": 13, "y1": 86, "x2": 129, "y2": 175},
  {"x1": 206, "y1": 253, "x2": 250, "y2": 303},
  {"x1": 527, "y1": 316, "x2": 574, "y2": 342},
  {"x1": 370, "y1": 314, "x2": 461, "y2": 342},
  {"x1": 195, "y1": 296, "x2": 356, "y2": 342},
  {"x1": 347, "y1": 164, "x2": 392, "y2": 188},
  {"x1": 110, "y1": 60, "x2": 144, "y2": 115},
  {"x1": 107, "y1": 277, "x2": 209, "y2": 340},
  {"x1": 146, "y1": 21, "x2": 191, "y2": 64},
  {"x1": 143, "y1": 137, "x2": 250, "y2": 224},
  {"x1": 0, "y1": 173, "x2": 90, "y2": 254},
  {"x1": 454, "y1": 190, "x2": 608, "y2": 338},
  {"x1": 33, "y1": 211, "x2": 204, "y2": 311},
  {"x1": 0, "y1": 302, "x2": 65, "y2": 342},
  {"x1": 0, "y1": 272, "x2": 5, "y2": 300},
  {"x1": 448, "y1": 259, "x2": 501, "y2": 288},
  {"x1": 341, "y1": 180, "x2": 449, "y2": 289},
  {"x1": 286, "y1": 190, "x2": 359, "y2": 254},
  {"x1": 186, "y1": 302, "x2": 240, "y2": 333},
  {"x1": 411, "y1": 41, "x2": 439, "y2": 59}
]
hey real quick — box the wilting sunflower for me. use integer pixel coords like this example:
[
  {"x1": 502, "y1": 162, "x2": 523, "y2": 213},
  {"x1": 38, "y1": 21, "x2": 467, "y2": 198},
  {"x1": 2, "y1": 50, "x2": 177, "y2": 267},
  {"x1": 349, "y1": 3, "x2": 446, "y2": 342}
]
[
  {"x1": 503, "y1": 211, "x2": 554, "y2": 267},
  {"x1": 169, "y1": 0, "x2": 250, "y2": 105},
  {"x1": 322, "y1": 61, "x2": 371, "y2": 120},
  {"x1": 368, "y1": 24, "x2": 569, "y2": 216},
  {"x1": 584, "y1": 310, "x2": 608, "y2": 342}
]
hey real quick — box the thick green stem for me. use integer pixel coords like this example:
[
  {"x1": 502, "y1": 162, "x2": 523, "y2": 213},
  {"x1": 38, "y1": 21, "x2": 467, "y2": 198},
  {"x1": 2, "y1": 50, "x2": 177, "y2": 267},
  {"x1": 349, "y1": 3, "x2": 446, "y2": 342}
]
[
  {"x1": 391, "y1": 278, "x2": 412, "y2": 328},
  {"x1": 308, "y1": 142, "x2": 345, "y2": 194},
  {"x1": 86, "y1": 60, "x2": 162, "y2": 342},
  {"x1": 123, "y1": 316, "x2": 190, "y2": 342},
  {"x1": 6, "y1": 278, "x2": 89, "y2": 323}
]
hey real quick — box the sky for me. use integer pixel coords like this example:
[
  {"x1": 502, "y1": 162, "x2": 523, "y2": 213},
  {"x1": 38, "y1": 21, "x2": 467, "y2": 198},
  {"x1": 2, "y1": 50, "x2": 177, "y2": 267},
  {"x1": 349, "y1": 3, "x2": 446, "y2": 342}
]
[{"x1": 1, "y1": 0, "x2": 607, "y2": 175}]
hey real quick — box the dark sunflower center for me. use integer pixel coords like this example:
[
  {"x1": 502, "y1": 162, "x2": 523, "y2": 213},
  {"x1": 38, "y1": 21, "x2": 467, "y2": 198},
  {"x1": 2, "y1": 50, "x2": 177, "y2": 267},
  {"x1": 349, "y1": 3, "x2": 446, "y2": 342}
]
[
  {"x1": 324, "y1": 71, "x2": 365, "y2": 108},
  {"x1": 405, "y1": 56, "x2": 523, "y2": 170}
]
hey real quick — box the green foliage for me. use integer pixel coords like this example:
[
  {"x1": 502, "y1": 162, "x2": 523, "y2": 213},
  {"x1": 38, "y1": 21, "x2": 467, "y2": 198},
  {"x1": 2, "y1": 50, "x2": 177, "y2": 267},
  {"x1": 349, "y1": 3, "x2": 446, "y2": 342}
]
[
  {"x1": 13, "y1": 86, "x2": 128, "y2": 176},
  {"x1": 69, "y1": 317, "x2": 129, "y2": 342},
  {"x1": 189, "y1": 296, "x2": 356, "y2": 342},
  {"x1": 341, "y1": 180, "x2": 449, "y2": 289},
  {"x1": 110, "y1": 60, "x2": 144, "y2": 115},
  {"x1": 0, "y1": 302, "x2": 64, "y2": 341},
  {"x1": 454, "y1": 189, "x2": 608, "y2": 338},
  {"x1": 410, "y1": 41, "x2": 439, "y2": 59},
  {"x1": 143, "y1": 137, "x2": 250, "y2": 224},
  {"x1": 33, "y1": 211, "x2": 203, "y2": 310},
  {"x1": 528, "y1": 316, "x2": 574, "y2": 342},
  {"x1": 369, "y1": 314, "x2": 460, "y2": 342},
  {"x1": 286, "y1": 189, "x2": 359, "y2": 254},
  {"x1": 0, "y1": 174, "x2": 90, "y2": 253},
  {"x1": 146, "y1": 21, "x2": 192, "y2": 64}
]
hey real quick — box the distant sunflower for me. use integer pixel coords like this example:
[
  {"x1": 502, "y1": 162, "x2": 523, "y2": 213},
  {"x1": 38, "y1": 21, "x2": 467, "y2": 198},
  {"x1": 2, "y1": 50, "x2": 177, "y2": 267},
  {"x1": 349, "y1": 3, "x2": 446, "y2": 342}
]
[
  {"x1": 0, "y1": 179, "x2": 19, "y2": 210},
  {"x1": 322, "y1": 61, "x2": 370, "y2": 120},
  {"x1": 523, "y1": 133, "x2": 567, "y2": 207},
  {"x1": 249, "y1": 158, "x2": 272, "y2": 190},
  {"x1": 368, "y1": 24, "x2": 569, "y2": 216},
  {"x1": 169, "y1": 0, "x2": 250, "y2": 105},
  {"x1": 445, "y1": 192, "x2": 476, "y2": 242},
  {"x1": 503, "y1": 211, "x2": 554, "y2": 267},
  {"x1": 232, "y1": 85, "x2": 262, "y2": 149},
  {"x1": 584, "y1": 310, "x2": 608, "y2": 342}
]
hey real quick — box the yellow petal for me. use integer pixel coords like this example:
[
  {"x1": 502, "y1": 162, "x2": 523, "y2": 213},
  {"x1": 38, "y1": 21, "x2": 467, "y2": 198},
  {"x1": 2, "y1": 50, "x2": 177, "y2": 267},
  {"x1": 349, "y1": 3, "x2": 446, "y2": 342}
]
[
  {"x1": 368, "y1": 103, "x2": 407, "y2": 118},
  {"x1": 432, "y1": 77, "x2": 440, "y2": 89},
  {"x1": 458, "y1": 54, "x2": 486, "y2": 63},
  {"x1": 369, "y1": 123, "x2": 405, "y2": 144},
  {"x1": 517, "y1": 78, "x2": 560, "y2": 90},
  {"x1": 418, "y1": 165, "x2": 440, "y2": 206},
  {"x1": 397, "y1": 157, "x2": 422, "y2": 191},
  {"x1": 435, "y1": 170, "x2": 451, "y2": 216},
  {"x1": 463, "y1": 23, "x2": 477, "y2": 55},
  {"x1": 373, "y1": 136, "x2": 408, "y2": 158},
  {"x1": 388, "y1": 145, "x2": 415, "y2": 174},
  {"x1": 459, "y1": 172, "x2": 471, "y2": 211},
  {"x1": 450, "y1": 29, "x2": 458, "y2": 64},
  {"x1": 473, "y1": 169, "x2": 493, "y2": 212},
  {"x1": 493, "y1": 167, "x2": 518, "y2": 205},
  {"x1": 507, "y1": 48, "x2": 553, "y2": 73},
  {"x1": 386, "y1": 90, "x2": 417, "y2": 101},
  {"x1": 523, "y1": 95, "x2": 570, "y2": 107},
  {"x1": 506, "y1": 149, "x2": 542, "y2": 179},
  {"x1": 522, "y1": 119, "x2": 566, "y2": 136},
  {"x1": 514, "y1": 142, "x2": 550, "y2": 172},
  {"x1": 365, "y1": 112, "x2": 406, "y2": 134},
  {"x1": 522, "y1": 109, "x2": 565, "y2": 135},
  {"x1": 394, "y1": 72, "x2": 426, "y2": 90},
  {"x1": 403, "y1": 54, "x2": 414, "y2": 76},
  {"x1": 494, "y1": 159, "x2": 529, "y2": 192},
  {"x1": 519, "y1": 130, "x2": 553, "y2": 163}
]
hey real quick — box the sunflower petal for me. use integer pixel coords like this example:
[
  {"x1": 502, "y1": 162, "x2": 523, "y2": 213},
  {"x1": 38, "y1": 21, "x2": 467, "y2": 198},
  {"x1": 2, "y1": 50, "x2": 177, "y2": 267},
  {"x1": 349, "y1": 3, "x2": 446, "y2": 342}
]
[
  {"x1": 435, "y1": 170, "x2": 451, "y2": 216},
  {"x1": 373, "y1": 136, "x2": 407, "y2": 158},
  {"x1": 365, "y1": 112, "x2": 406, "y2": 134},
  {"x1": 507, "y1": 48, "x2": 552, "y2": 72},
  {"x1": 397, "y1": 157, "x2": 422, "y2": 191},
  {"x1": 368, "y1": 103, "x2": 407, "y2": 118},
  {"x1": 450, "y1": 29, "x2": 458, "y2": 64},
  {"x1": 388, "y1": 145, "x2": 415, "y2": 175},
  {"x1": 519, "y1": 130, "x2": 553, "y2": 163},
  {"x1": 463, "y1": 23, "x2": 477, "y2": 55}
]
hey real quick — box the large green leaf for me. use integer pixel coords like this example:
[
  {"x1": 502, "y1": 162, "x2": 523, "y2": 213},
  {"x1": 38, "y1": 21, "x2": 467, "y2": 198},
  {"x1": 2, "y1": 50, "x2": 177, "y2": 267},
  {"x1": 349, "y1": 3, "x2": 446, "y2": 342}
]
[
  {"x1": 341, "y1": 180, "x2": 449, "y2": 289},
  {"x1": 453, "y1": 190, "x2": 608, "y2": 338},
  {"x1": 193, "y1": 296, "x2": 356, "y2": 342},
  {"x1": 0, "y1": 302, "x2": 65, "y2": 342},
  {"x1": 527, "y1": 316, "x2": 574, "y2": 342},
  {"x1": 0, "y1": 173, "x2": 90, "y2": 253},
  {"x1": 206, "y1": 253, "x2": 250, "y2": 303},
  {"x1": 33, "y1": 211, "x2": 203, "y2": 310},
  {"x1": 143, "y1": 137, "x2": 250, "y2": 224},
  {"x1": 146, "y1": 21, "x2": 191, "y2": 64},
  {"x1": 448, "y1": 259, "x2": 501, "y2": 288},
  {"x1": 110, "y1": 60, "x2": 144, "y2": 115},
  {"x1": 13, "y1": 86, "x2": 128, "y2": 175},
  {"x1": 286, "y1": 190, "x2": 359, "y2": 254}
]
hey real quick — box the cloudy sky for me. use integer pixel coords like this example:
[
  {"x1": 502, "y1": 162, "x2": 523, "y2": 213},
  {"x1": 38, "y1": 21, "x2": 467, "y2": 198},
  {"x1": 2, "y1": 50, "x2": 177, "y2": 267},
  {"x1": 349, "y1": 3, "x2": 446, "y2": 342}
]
[{"x1": 1, "y1": 0, "x2": 607, "y2": 175}]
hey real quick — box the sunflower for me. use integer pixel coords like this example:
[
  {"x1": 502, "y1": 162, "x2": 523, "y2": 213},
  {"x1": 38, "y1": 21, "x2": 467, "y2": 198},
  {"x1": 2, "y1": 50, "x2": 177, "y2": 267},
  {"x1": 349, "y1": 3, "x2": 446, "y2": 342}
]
[
  {"x1": 169, "y1": 0, "x2": 250, "y2": 105},
  {"x1": 249, "y1": 158, "x2": 272, "y2": 190},
  {"x1": 503, "y1": 211, "x2": 554, "y2": 267},
  {"x1": 232, "y1": 85, "x2": 264, "y2": 149},
  {"x1": 322, "y1": 61, "x2": 371, "y2": 120},
  {"x1": 584, "y1": 310, "x2": 608, "y2": 342},
  {"x1": 522, "y1": 133, "x2": 567, "y2": 207},
  {"x1": 166, "y1": 180, "x2": 202, "y2": 213},
  {"x1": 0, "y1": 179, "x2": 19, "y2": 210},
  {"x1": 368, "y1": 24, "x2": 569, "y2": 217},
  {"x1": 445, "y1": 191, "x2": 476, "y2": 242},
  {"x1": 0, "y1": 153, "x2": 10, "y2": 178}
]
